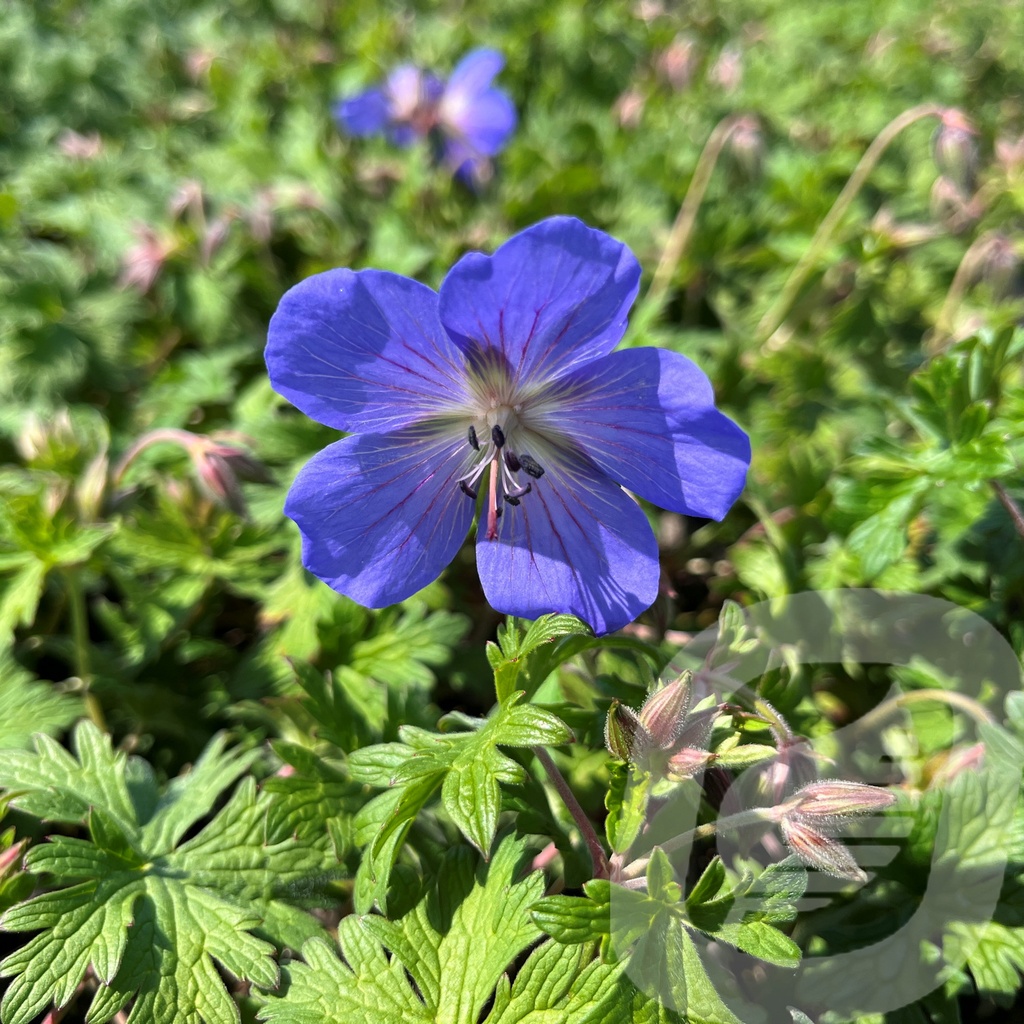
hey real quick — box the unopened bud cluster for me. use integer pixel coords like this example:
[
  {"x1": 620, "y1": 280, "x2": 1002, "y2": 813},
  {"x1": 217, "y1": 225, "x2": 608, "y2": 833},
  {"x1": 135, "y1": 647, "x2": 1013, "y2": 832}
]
[
  {"x1": 774, "y1": 780, "x2": 896, "y2": 883},
  {"x1": 605, "y1": 671, "x2": 720, "y2": 780}
]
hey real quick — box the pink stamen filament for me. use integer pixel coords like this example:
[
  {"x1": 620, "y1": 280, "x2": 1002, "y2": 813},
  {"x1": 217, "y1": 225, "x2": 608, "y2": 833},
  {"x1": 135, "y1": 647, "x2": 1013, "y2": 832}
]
[{"x1": 486, "y1": 452, "x2": 501, "y2": 540}]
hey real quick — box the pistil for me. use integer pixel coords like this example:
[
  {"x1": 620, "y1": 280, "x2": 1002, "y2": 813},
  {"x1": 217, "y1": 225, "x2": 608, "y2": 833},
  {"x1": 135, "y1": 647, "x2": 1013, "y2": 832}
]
[{"x1": 456, "y1": 414, "x2": 545, "y2": 538}]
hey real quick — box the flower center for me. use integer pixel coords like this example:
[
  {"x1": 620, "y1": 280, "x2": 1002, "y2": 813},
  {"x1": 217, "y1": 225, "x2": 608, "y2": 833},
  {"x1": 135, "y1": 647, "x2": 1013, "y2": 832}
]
[{"x1": 457, "y1": 405, "x2": 545, "y2": 541}]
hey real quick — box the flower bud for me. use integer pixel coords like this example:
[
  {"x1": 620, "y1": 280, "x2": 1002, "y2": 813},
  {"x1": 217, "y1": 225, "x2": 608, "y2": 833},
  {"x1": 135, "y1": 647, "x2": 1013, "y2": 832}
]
[
  {"x1": 656, "y1": 35, "x2": 697, "y2": 92},
  {"x1": 666, "y1": 745, "x2": 716, "y2": 780},
  {"x1": 976, "y1": 233, "x2": 1022, "y2": 299},
  {"x1": 75, "y1": 452, "x2": 110, "y2": 521},
  {"x1": 57, "y1": 129, "x2": 102, "y2": 160},
  {"x1": 728, "y1": 115, "x2": 763, "y2": 179},
  {"x1": 784, "y1": 780, "x2": 896, "y2": 821},
  {"x1": 929, "y1": 176, "x2": 976, "y2": 234},
  {"x1": 933, "y1": 109, "x2": 979, "y2": 194},
  {"x1": 614, "y1": 88, "x2": 645, "y2": 130},
  {"x1": 119, "y1": 225, "x2": 176, "y2": 293},
  {"x1": 16, "y1": 409, "x2": 75, "y2": 465},
  {"x1": 709, "y1": 45, "x2": 743, "y2": 94},
  {"x1": 638, "y1": 672, "x2": 692, "y2": 747},
  {"x1": 604, "y1": 700, "x2": 648, "y2": 761},
  {"x1": 779, "y1": 817, "x2": 867, "y2": 883}
]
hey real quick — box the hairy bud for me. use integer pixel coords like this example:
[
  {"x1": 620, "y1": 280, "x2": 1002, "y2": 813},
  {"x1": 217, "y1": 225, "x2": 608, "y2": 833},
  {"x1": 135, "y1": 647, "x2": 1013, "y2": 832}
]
[
  {"x1": 638, "y1": 672, "x2": 693, "y2": 746},
  {"x1": 779, "y1": 817, "x2": 867, "y2": 883},
  {"x1": 783, "y1": 780, "x2": 896, "y2": 821},
  {"x1": 605, "y1": 700, "x2": 648, "y2": 761},
  {"x1": 933, "y1": 109, "x2": 979, "y2": 194}
]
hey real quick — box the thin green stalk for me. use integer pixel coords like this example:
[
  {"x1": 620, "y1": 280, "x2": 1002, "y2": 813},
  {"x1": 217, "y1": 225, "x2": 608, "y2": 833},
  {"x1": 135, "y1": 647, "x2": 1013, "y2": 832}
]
[
  {"x1": 846, "y1": 687, "x2": 995, "y2": 746},
  {"x1": 927, "y1": 230, "x2": 999, "y2": 355},
  {"x1": 638, "y1": 115, "x2": 745, "y2": 331},
  {"x1": 755, "y1": 103, "x2": 945, "y2": 344},
  {"x1": 621, "y1": 807, "x2": 776, "y2": 880},
  {"x1": 532, "y1": 745, "x2": 609, "y2": 879},
  {"x1": 65, "y1": 571, "x2": 105, "y2": 730}
]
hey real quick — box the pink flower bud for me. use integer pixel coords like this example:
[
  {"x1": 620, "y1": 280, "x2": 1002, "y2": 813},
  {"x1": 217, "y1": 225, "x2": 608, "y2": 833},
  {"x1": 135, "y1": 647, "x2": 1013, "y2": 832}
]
[
  {"x1": 728, "y1": 116, "x2": 763, "y2": 179},
  {"x1": 785, "y1": 780, "x2": 896, "y2": 821},
  {"x1": 638, "y1": 672, "x2": 692, "y2": 746},
  {"x1": 57, "y1": 129, "x2": 102, "y2": 160},
  {"x1": 709, "y1": 45, "x2": 743, "y2": 93},
  {"x1": 933, "y1": 109, "x2": 979, "y2": 194},
  {"x1": 780, "y1": 817, "x2": 867, "y2": 883},
  {"x1": 656, "y1": 35, "x2": 697, "y2": 92},
  {"x1": 666, "y1": 746, "x2": 716, "y2": 780},
  {"x1": 614, "y1": 88, "x2": 645, "y2": 130}
]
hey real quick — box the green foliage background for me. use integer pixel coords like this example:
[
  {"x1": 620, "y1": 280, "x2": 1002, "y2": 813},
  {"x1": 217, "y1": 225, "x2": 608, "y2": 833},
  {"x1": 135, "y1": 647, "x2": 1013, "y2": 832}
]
[{"x1": 2, "y1": 0, "x2": 1024, "y2": 1020}]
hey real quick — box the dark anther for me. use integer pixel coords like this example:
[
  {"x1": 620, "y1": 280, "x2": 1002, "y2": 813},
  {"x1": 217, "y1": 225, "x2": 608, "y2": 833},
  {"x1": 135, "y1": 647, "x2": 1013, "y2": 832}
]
[
  {"x1": 491, "y1": 424, "x2": 506, "y2": 449},
  {"x1": 459, "y1": 480, "x2": 477, "y2": 499},
  {"x1": 495, "y1": 506, "x2": 503, "y2": 519},
  {"x1": 504, "y1": 449, "x2": 521, "y2": 472},
  {"x1": 519, "y1": 454, "x2": 545, "y2": 479},
  {"x1": 468, "y1": 425, "x2": 479, "y2": 451},
  {"x1": 505, "y1": 494, "x2": 521, "y2": 506}
]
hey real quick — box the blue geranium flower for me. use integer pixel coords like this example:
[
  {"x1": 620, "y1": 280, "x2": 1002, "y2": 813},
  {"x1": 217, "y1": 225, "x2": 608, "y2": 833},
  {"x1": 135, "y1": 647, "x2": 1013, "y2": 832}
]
[
  {"x1": 333, "y1": 49, "x2": 516, "y2": 181},
  {"x1": 266, "y1": 217, "x2": 750, "y2": 635}
]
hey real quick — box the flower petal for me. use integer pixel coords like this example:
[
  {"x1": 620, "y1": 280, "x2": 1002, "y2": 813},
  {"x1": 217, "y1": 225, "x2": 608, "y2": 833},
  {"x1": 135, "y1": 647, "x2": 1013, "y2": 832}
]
[
  {"x1": 538, "y1": 348, "x2": 750, "y2": 519},
  {"x1": 475, "y1": 451, "x2": 659, "y2": 635},
  {"x1": 266, "y1": 269, "x2": 471, "y2": 433},
  {"x1": 286, "y1": 426, "x2": 476, "y2": 607},
  {"x1": 333, "y1": 88, "x2": 390, "y2": 136},
  {"x1": 440, "y1": 50, "x2": 516, "y2": 157},
  {"x1": 438, "y1": 217, "x2": 641, "y2": 388}
]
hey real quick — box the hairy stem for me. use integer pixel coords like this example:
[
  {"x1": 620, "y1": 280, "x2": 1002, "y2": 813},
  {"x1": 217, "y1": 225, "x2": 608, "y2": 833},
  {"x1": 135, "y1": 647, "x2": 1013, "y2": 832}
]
[
  {"x1": 756, "y1": 103, "x2": 945, "y2": 344},
  {"x1": 926, "y1": 229, "x2": 999, "y2": 355},
  {"x1": 993, "y1": 481, "x2": 1024, "y2": 541},
  {"x1": 532, "y1": 745, "x2": 609, "y2": 879},
  {"x1": 847, "y1": 687, "x2": 995, "y2": 746},
  {"x1": 621, "y1": 807, "x2": 776, "y2": 880},
  {"x1": 639, "y1": 115, "x2": 745, "y2": 328}
]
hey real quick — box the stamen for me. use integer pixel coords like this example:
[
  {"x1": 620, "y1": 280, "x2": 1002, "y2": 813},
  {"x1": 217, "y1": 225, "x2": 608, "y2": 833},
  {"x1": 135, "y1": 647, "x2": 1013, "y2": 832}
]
[
  {"x1": 519, "y1": 454, "x2": 545, "y2": 479},
  {"x1": 468, "y1": 425, "x2": 479, "y2": 451},
  {"x1": 504, "y1": 450, "x2": 521, "y2": 472},
  {"x1": 459, "y1": 480, "x2": 477, "y2": 499},
  {"x1": 507, "y1": 482, "x2": 532, "y2": 500},
  {"x1": 491, "y1": 424, "x2": 506, "y2": 449},
  {"x1": 505, "y1": 494, "x2": 521, "y2": 506}
]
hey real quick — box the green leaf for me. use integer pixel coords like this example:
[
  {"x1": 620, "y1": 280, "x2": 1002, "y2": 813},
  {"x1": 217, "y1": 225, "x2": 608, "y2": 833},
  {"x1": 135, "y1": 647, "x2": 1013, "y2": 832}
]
[
  {"x1": 491, "y1": 615, "x2": 593, "y2": 703},
  {"x1": 531, "y1": 881, "x2": 613, "y2": 947},
  {"x1": 846, "y1": 485, "x2": 926, "y2": 580},
  {"x1": 0, "y1": 722, "x2": 331, "y2": 1024},
  {"x1": 0, "y1": 646, "x2": 81, "y2": 750},
  {"x1": 257, "y1": 835, "x2": 547, "y2": 1024},
  {"x1": 605, "y1": 762, "x2": 651, "y2": 854}
]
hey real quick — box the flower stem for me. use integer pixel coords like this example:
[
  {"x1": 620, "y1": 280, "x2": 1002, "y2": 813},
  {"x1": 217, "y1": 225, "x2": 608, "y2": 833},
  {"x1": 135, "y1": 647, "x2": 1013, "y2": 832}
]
[
  {"x1": 638, "y1": 115, "x2": 745, "y2": 330},
  {"x1": 926, "y1": 229, "x2": 998, "y2": 355},
  {"x1": 532, "y1": 745, "x2": 609, "y2": 879},
  {"x1": 112, "y1": 427, "x2": 196, "y2": 486},
  {"x1": 993, "y1": 481, "x2": 1024, "y2": 541},
  {"x1": 620, "y1": 807, "x2": 776, "y2": 880},
  {"x1": 846, "y1": 687, "x2": 995, "y2": 746},
  {"x1": 755, "y1": 103, "x2": 945, "y2": 344},
  {"x1": 65, "y1": 571, "x2": 105, "y2": 731}
]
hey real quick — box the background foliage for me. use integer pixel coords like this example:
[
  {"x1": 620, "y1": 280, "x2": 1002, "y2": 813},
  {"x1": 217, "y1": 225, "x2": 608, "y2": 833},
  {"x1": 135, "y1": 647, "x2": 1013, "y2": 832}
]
[{"x1": 2, "y1": 0, "x2": 1024, "y2": 1020}]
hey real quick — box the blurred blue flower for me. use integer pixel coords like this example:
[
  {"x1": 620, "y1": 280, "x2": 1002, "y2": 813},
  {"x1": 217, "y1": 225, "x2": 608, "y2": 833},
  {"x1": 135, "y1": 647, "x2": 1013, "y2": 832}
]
[
  {"x1": 333, "y1": 49, "x2": 516, "y2": 181},
  {"x1": 266, "y1": 217, "x2": 750, "y2": 634}
]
